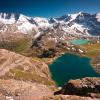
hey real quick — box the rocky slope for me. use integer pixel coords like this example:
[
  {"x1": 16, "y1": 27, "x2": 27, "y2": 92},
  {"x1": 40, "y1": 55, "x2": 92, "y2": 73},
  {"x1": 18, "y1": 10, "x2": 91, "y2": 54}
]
[
  {"x1": 0, "y1": 49, "x2": 99, "y2": 100},
  {"x1": 0, "y1": 49, "x2": 54, "y2": 85},
  {"x1": 92, "y1": 56, "x2": 100, "y2": 73},
  {"x1": 0, "y1": 77, "x2": 100, "y2": 100},
  {"x1": 0, "y1": 79, "x2": 55, "y2": 100},
  {"x1": 0, "y1": 49, "x2": 56, "y2": 99}
]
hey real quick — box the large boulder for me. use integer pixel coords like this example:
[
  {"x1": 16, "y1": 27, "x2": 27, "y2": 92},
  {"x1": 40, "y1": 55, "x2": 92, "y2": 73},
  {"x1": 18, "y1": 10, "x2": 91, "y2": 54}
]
[{"x1": 55, "y1": 77, "x2": 100, "y2": 96}]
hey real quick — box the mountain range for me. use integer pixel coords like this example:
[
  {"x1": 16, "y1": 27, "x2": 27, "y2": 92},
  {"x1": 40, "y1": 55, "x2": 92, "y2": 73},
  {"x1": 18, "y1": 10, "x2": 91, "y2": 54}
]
[
  {"x1": 0, "y1": 12, "x2": 100, "y2": 38},
  {"x1": 0, "y1": 12, "x2": 100, "y2": 100}
]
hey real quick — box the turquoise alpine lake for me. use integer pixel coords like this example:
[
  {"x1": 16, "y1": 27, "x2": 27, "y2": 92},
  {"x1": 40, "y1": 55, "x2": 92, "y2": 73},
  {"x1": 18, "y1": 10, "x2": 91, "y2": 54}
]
[
  {"x1": 49, "y1": 53, "x2": 100, "y2": 86},
  {"x1": 70, "y1": 39, "x2": 89, "y2": 45}
]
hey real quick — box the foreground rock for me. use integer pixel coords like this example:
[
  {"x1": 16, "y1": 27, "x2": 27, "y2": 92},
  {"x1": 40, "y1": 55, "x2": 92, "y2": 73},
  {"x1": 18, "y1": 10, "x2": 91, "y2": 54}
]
[
  {"x1": 0, "y1": 77, "x2": 99, "y2": 100},
  {"x1": 43, "y1": 94, "x2": 100, "y2": 100},
  {"x1": 0, "y1": 79, "x2": 54, "y2": 100},
  {"x1": 55, "y1": 77, "x2": 100, "y2": 96},
  {"x1": 43, "y1": 77, "x2": 100, "y2": 100}
]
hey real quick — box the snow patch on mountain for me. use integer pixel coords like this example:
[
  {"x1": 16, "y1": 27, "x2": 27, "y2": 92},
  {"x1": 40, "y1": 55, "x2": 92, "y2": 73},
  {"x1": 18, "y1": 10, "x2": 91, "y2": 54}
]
[
  {"x1": 96, "y1": 13, "x2": 100, "y2": 22},
  {"x1": 17, "y1": 22, "x2": 35, "y2": 33},
  {"x1": 0, "y1": 12, "x2": 100, "y2": 36},
  {"x1": 17, "y1": 14, "x2": 29, "y2": 22},
  {"x1": 0, "y1": 16, "x2": 16, "y2": 24},
  {"x1": 32, "y1": 17, "x2": 50, "y2": 28}
]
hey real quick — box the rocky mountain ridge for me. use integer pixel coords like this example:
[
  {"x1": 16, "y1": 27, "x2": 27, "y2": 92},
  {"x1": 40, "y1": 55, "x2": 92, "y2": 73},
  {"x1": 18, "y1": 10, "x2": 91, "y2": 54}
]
[{"x1": 0, "y1": 12, "x2": 100, "y2": 37}]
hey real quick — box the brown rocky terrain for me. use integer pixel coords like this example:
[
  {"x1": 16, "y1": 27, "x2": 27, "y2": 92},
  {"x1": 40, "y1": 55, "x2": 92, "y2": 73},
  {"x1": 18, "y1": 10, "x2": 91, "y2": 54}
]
[
  {"x1": 43, "y1": 78, "x2": 100, "y2": 100},
  {"x1": 0, "y1": 49, "x2": 54, "y2": 85},
  {"x1": 0, "y1": 49, "x2": 99, "y2": 100},
  {"x1": 0, "y1": 79, "x2": 54, "y2": 100},
  {"x1": 0, "y1": 49, "x2": 56, "y2": 99},
  {"x1": 0, "y1": 77, "x2": 100, "y2": 100},
  {"x1": 43, "y1": 94, "x2": 99, "y2": 100},
  {"x1": 56, "y1": 77, "x2": 100, "y2": 95},
  {"x1": 50, "y1": 77, "x2": 100, "y2": 100},
  {"x1": 0, "y1": 33, "x2": 33, "y2": 54},
  {"x1": 92, "y1": 56, "x2": 100, "y2": 73}
]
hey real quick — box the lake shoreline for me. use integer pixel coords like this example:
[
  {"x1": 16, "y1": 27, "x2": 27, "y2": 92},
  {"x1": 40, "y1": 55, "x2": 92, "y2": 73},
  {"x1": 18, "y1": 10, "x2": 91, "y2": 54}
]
[{"x1": 49, "y1": 53, "x2": 100, "y2": 86}]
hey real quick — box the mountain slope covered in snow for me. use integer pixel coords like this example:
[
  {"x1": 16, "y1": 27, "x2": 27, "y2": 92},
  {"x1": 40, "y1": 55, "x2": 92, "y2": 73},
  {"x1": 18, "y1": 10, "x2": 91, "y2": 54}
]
[{"x1": 0, "y1": 12, "x2": 100, "y2": 36}]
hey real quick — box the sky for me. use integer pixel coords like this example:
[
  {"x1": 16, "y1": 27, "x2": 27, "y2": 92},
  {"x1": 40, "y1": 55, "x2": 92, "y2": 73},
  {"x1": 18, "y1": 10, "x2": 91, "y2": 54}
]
[{"x1": 0, "y1": 0, "x2": 100, "y2": 17}]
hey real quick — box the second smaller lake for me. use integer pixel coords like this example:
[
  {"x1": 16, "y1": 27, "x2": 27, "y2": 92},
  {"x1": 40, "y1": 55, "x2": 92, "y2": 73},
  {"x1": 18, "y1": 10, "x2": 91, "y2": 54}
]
[{"x1": 70, "y1": 39, "x2": 89, "y2": 45}]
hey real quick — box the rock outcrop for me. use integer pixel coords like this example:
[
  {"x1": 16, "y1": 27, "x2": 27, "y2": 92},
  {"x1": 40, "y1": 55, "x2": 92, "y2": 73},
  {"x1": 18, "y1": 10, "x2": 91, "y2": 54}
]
[
  {"x1": 54, "y1": 77, "x2": 100, "y2": 96},
  {"x1": 43, "y1": 77, "x2": 100, "y2": 100}
]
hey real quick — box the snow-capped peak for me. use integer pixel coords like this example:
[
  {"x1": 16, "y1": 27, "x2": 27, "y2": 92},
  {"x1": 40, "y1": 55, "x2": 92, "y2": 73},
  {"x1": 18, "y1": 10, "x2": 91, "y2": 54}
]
[
  {"x1": 0, "y1": 13, "x2": 19, "y2": 19},
  {"x1": 0, "y1": 13, "x2": 32, "y2": 24},
  {"x1": 32, "y1": 17, "x2": 48, "y2": 23},
  {"x1": 67, "y1": 12, "x2": 85, "y2": 21},
  {"x1": 32, "y1": 17, "x2": 50, "y2": 28},
  {"x1": 0, "y1": 12, "x2": 100, "y2": 36},
  {"x1": 95, "y1": 13, "x2": 100, "y2": 22},
  {"x1": 0, "y1": 13, "x2": 20, "y2": 24},
  {"x1": 49, "y1": 18, "x2": 58, "y2": 23},
  {"x1": 18, "y1": 14, "x2": 29, "y2": 22}
]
